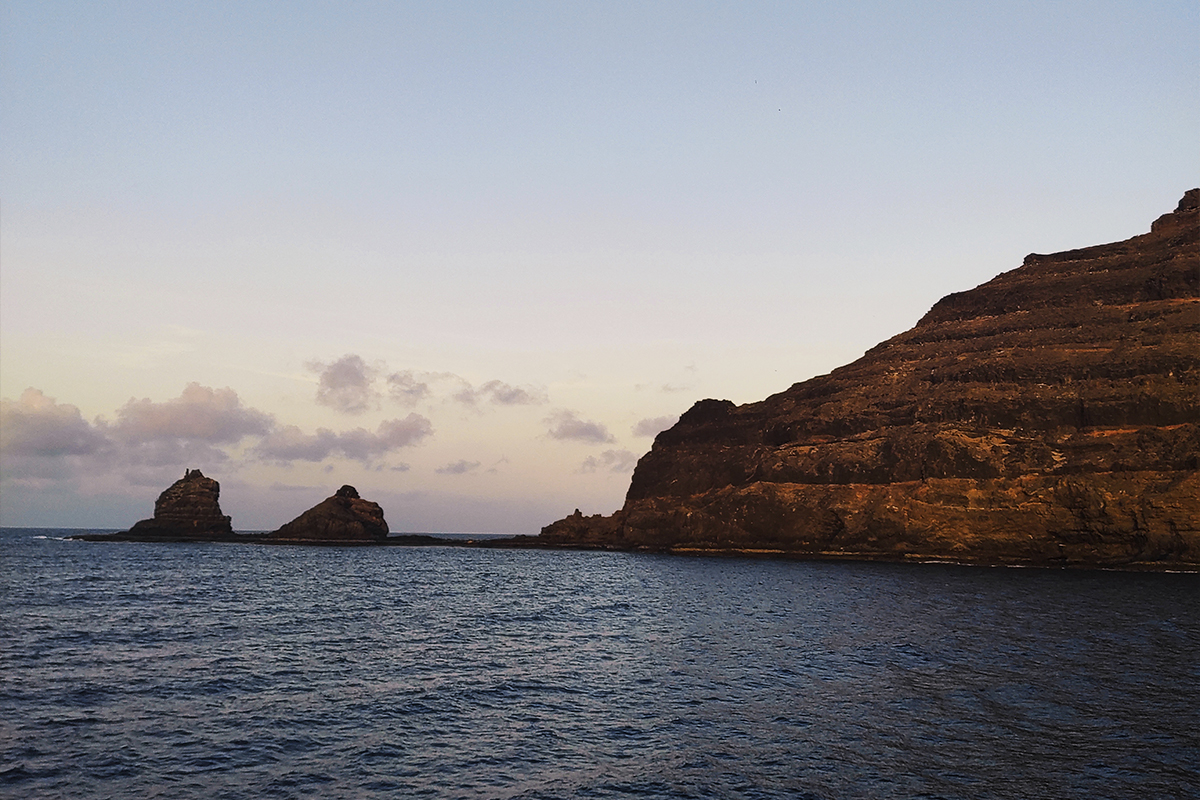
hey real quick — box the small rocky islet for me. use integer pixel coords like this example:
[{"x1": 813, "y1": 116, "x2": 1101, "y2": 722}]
[
  {"x1": 77, "y1": 190, "x2": 1199, "y2": 569},
  {"x1": 74, "y1": 470, "x2": 444, "y2": 546}
]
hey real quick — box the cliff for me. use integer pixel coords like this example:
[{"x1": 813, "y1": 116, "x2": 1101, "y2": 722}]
[
  {"x1": 540, "y1": 190, "x2": 1200, "y2": 569},
  {"x1": 266, "y1": 485, "x2": 389, "y2": 544}
]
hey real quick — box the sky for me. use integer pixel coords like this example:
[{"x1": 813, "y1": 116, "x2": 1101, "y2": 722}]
[{"x1": 2, "y1": 1, "x2": 1197, "y2": 533}]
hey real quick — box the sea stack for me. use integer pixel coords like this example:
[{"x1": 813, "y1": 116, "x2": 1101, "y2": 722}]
[
  {"x1": 123, "y1": 468, "x2": 236, "y2": 540},
  {"x1": 266, "y1": 485, "x2": 389, "y2": 544},
  {"x1": 540, "y1": 190, "x2": 1200, "y2": 569}
]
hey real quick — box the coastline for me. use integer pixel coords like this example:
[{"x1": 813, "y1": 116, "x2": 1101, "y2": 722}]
[{"x1": 56, "y1": 528, "x2": 1200, "y2": 572}]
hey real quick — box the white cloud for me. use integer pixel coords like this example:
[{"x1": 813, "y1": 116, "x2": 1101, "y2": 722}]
[{"x1": 545, "y1": 410, "x2": 615, "y2": 444}]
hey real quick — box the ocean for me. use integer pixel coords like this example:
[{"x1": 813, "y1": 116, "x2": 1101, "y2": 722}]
[{"x1": 2, "y1": 527, "x2": 1197, "y2": 799}]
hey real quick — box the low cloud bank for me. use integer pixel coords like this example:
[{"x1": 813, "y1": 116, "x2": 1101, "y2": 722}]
[{"x1": 1, "y1": 384, "x2": 433, "y2": 484}]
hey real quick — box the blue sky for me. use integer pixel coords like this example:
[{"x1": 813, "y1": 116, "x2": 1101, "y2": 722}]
[{"x1": 2, "y1": 1, "x2": 1197, "y2": 532}]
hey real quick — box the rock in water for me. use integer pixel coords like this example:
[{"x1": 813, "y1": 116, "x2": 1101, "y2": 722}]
[
  {"x1": 125, "y1": 468, "x2": 235, "y2": 539},
  {"x1": 267, "y1": 485, "x2": 389, "y2": 543},
  {"x1": 541, "y1": 190, "x2": 1200, "y2": 569}
]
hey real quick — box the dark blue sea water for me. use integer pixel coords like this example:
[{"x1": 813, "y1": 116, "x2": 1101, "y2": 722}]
[{"x1": 2, "y1": 528, "x2": 1197, "y2": 799}]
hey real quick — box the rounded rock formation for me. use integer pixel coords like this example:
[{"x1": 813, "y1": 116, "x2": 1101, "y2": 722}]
[{"x1": 267, "y1": 485, "x2": 389, "y2": 544}]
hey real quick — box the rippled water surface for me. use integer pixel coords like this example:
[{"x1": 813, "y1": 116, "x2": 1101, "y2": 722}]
[{"x1": 2, "y1": 528, "x2": 1197, "y2": 799}]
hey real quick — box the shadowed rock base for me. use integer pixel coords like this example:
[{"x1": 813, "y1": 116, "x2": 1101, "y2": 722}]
[{"x1": 540, "y1": 190, "x2": 1200, "y2": 570}]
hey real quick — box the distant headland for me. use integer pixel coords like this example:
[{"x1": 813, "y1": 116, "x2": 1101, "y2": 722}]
[{"x1": 76, "y1": 191, "x2": 1199, "y2": 570}]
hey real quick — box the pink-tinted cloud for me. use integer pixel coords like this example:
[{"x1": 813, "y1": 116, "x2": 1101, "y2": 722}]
[
  {"x1": 0, "y1": 388, "x2": 108, "y2": 457},
  {"x1": 111, "y1": 383, "x2": 273, "y2": 444},
  {"x1": 3, "y1": 383, "x2": 435, "y2": 486}
]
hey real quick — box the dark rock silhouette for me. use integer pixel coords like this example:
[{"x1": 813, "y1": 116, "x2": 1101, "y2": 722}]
[
  {"x1": 540, "y1": 190, "x2": 1200, "y2": 569},
  {"x1": 267, "y1": 485, "x2": 389, "y2": 543},
  {"x1": 119, "y1": 468, "x2": 236, "y2": 540}
]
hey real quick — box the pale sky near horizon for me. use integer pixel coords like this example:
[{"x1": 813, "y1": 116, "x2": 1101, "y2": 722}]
[{"x1": 2, "y1": 1, "x2": 1197, "y2": 532}]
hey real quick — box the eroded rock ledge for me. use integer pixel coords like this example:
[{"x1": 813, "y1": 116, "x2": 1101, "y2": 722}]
[{"x1": 539, "y1": 190, "x2": 1200, "y2": 569}]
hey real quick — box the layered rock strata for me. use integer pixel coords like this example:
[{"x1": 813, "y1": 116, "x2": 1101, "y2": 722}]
[
  {"x1": 109, "y1": 468, "x2": 239, "y2": 541},
  {"x1": 266, "y1": 485, "x2": 389, "y2": 544},
  {"x1": 540, "y1": 190, "x2": 1200, "y2": 569}
]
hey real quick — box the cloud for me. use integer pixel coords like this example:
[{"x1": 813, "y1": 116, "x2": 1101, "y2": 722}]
[
  {"x1": 110, "y1": 383, "x2": 274, "y2": 444},
  {"x1": 579, "y1": 449, "x2": 639, "y2": 473},
  {"x1": 253, "y1": 425, "x2": 339, "y2": 462},
  {"x1": 0, "y1": 388, "x2": 109, "y2": 457},
  {"x1": 633, "y1": 415, "x2": 679, "y2": 437},
  {"x1": 1, "y1": 386, "x2": 266, "y2": 495},
  {"x1": 254, "y1": 414, "x2": 433, "y2": 464},
  {"x1": 309, "y1": 354, "x2": 377, "y2": 414},
  {"x1": 545, "y1": 410, "x2": 615, "y2": 444},
  {"x1": 386, "y1": 370, "x2": 433, "y2": 407},
  {"x1": 455, "y1": 380, "x2": 548, "y2": 407},
  {"x1": 2, "y1": 384, "x2": 440, "y2": 483},
  {"x1": 112, "y1": 439, "x2": 233, "y2": 469},
  {"x1": 436, "y1": 459, "x2": 481, "y2": 475},
  {"x1": 312, "y1": 355, "x2": 547, "y2": 412}
]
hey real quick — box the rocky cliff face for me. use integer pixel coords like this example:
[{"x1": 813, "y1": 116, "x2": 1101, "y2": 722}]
[
  {"x1": 541, "y1": 190, "x2": 1200, "y2": 568},
  {"x1": 124, "y1": 468, "x2": 235, "y2": 539},
  {"x1": 267, "y1": 485, "x2": 389, "y2": 543}
]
